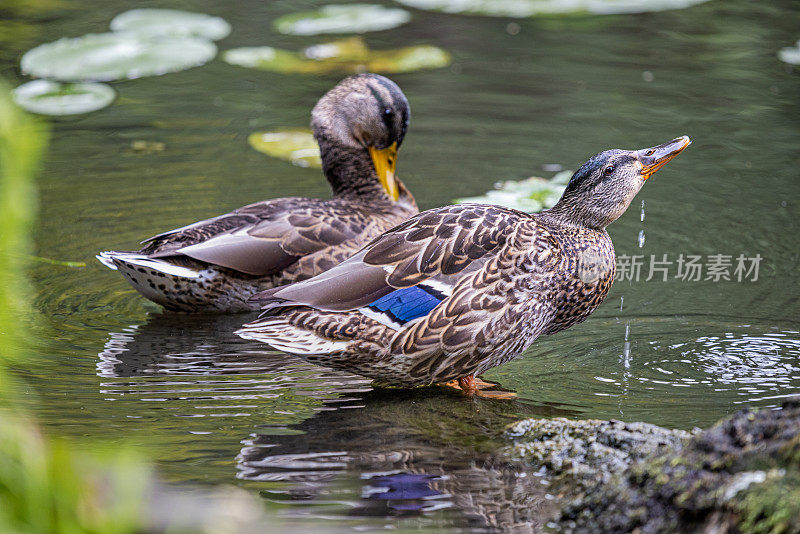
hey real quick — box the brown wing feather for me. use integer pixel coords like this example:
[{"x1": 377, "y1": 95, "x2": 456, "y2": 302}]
[
  {"x1": 392, "y1": 218, "x2": 562, "y2": 383},
  {"x1": 139, "y1": 198, "x2": 384, "y2": 276},
  {"x1": 260, "y1": 204, "x2": 532, "y2": 311}
]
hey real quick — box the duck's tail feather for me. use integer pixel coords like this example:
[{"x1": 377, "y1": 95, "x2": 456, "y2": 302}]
[
  {"x1": 235, "y1": 316, "x2": 350, "y2": 356},
  {"x1": 96, "y1": 251, "x2": 201, "y2": 279}
]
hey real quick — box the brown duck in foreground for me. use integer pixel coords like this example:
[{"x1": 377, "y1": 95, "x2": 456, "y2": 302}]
[
  {"x1": 237, "y1": 136, "x2": 691, "y2": 396},
  {"x1": 98, "y1": 73, "x2": 417, "y2": 312}
]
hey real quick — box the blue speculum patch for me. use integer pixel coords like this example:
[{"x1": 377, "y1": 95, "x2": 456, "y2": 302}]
[{"x1": 367, "y1": 285, "x2": 443, "y2": 324}]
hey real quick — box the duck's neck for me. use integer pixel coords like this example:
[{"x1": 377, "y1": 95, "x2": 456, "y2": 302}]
[
  {"x1": 316, "y1": 133, "x2": 388, "y2": 200},
  {"x1": 542, "y1": 197, "x2": 612, "y2": 230}
]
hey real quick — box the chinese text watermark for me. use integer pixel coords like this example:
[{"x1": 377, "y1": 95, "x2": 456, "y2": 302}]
[{"x1": 616, "y1": 254, "x2": 762, "y2": 282}]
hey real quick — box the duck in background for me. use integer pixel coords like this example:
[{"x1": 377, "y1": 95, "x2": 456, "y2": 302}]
[
  {"x1": 237, "y1": 137, "x2": 691, "y2": 397},
  {"x1": 98, "y1": 74, "x2": 417, "y2": 312}
]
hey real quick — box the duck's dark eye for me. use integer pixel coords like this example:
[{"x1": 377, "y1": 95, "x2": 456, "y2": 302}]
[
  {"x1": 644, "y1": 149, "x2": 654, "y2": 156},
  {"x1": 603, "y1": 165, "x2": 615, "y2": 175}
]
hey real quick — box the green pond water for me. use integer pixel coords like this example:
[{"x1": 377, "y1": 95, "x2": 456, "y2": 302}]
[{"x1": 3, "y1": 0, "x2": 800, "y2": 531}]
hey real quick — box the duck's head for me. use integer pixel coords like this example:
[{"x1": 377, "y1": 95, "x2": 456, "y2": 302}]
[
  {"x1": 549, "y1": 136, "x2": 691, "y2": 229},
  {"x1": 312, "y1": 73, "x2": 410, "y2": 201}
]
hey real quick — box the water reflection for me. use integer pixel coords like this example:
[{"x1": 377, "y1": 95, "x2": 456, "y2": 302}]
[
  {"x1": 96, "y1": 313, "x2": 372, "y2": 433},
  {"x1": 95, "y1": 313, "x2": 574, "y2": 531},
  {"x1": 237, "y1": 389, "x2": 566, "y2": 532}
]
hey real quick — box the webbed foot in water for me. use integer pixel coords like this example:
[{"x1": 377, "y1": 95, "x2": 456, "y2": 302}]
[{"x1": 441, "y1": 375, "x2": 517, "y2": 399}]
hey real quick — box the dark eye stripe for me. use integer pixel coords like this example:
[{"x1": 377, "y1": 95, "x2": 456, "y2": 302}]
[
  {"x1": 372, "y1": 76, "x2": 410, "y2": 146},
  {"x1": 367, "y1": 83, "x2": 397, "y2": 145}
]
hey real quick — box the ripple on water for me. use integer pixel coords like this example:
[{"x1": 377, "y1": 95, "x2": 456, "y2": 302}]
[
  {"x1": 641, "y1": 330, "x2": 800, "y2": 402},
  {"x1": 491, "y1": 317, "x2": 800, "y2": 428}
]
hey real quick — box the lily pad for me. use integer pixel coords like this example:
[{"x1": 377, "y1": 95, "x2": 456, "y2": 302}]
[
  {"x1": 110, "y1": 9, "x2": 231, "y2": 40},
  {"x1": 455, "y1": 171, "x2": 571, "y2": 213},
  {"x1": 223, "y1": 37, "x2": 450, "y2": 75},
  {"x1": 248, "y1": 130, "x2": 322, "y2": 168},
  {"x1": 21, "y1": 32, "x2": 217, "y2": 82},
  {"x1": 275, "y1": 4, "x2": 410, "y2": 35},
  {"x1": 395, "y1": 0, "x2": 710, "y2": 17},
  {"x1": 12, "y1": 80, "x2": 115, "y2": 115},
  {"x1": 778, "y1": 40, "x2": 800, "y2": 65}
]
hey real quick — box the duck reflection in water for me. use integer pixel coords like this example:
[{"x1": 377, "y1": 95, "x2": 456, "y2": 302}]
[
  {"x1": 237, "y1": 388, "x2": 574, "y2": 532},
  {"x1": 97, "y1": 312, "x2": 369, "y2": 385},
  {"x1": 96, "y1": 314, "x2": 573, "y2": 531}
]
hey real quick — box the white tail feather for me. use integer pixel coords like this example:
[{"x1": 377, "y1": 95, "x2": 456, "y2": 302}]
[
  {"x1": 96, "y1": 251, "x2": 200, "y2": 279},
  {"x1": 236, "y1": 318, "x2": 350, "y2": 356},
  {"x1": 96, "y1": 251, "x2": 119, "y2": 270}
]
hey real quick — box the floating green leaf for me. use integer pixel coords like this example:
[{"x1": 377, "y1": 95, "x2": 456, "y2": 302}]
[
  {"x1": 275, "y1": 4, "x2": 410, "y2": 35},
  {"x1": 21, "y1": 32, "x2": 217, "y2": 82},
  {"x1": 455, "y1": 171, "x2": 571, "y2": 213},
  {"x1": 110, "y1": 8, "x2": 231, "y2": 40},
  {"x1": 224, "y1": 37, "x2": 450, "y2": 75},
  {"x1": 396, "y1": 0, "x2": 710, "y2": 17},
  {"x1": 248, "y1": 130, "x2": 322, "y2": 168},
  {"x1": 366, "y1": 45, "x2": 451, "y2": 73},
  {"x1": 778, "y1": 40, "x2": 800, "y2": 65},
  {"x1": 12, "y1": 80, "x2": 115, "y2": 116}
]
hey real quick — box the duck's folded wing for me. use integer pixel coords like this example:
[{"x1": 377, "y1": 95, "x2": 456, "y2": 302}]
[
  {"x1": 142, "y1": 200, "x2": 362, "y2": 276},
  {"x1": 251, "y1": 204, "x2": 529, "y2": 311}
]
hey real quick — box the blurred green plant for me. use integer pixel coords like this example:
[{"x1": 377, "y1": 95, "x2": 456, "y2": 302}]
[
  {"x1": 0, "y1": 80, "x2": 47, "y2": 368},
  {"x1": 0, "y1": 420, "x2": 150, "y2": 534},
  {"x1": 0, "y1": 82, "x2": 280, "y2": 534},
  {"x1": 0, "y1": 83, "x2": 152, "y2": 534}
]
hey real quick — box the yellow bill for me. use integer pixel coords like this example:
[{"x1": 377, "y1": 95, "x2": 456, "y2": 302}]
[{"x1": 368, "y1": 142, "x2": 399, "y2": 201}]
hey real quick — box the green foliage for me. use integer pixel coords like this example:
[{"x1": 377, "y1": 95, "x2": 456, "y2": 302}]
[
  {"x1": 0, "y1": 81, "x2": 48, "y2": 368},
  {"x1": 0, "y1": 84, "x2": 150, "y2": 534},
  {"x1": 0, "y1": 415, "x2": 150, "y2": 534}
]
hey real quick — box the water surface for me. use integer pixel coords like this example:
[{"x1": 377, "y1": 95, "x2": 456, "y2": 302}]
[{"x1": 4, "y1": 0, "x2": 799, "y2": 531}]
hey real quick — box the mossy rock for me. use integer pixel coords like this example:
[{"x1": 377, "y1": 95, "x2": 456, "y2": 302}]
[{"x1": 506, "y1": 400, "x2": 800, "y2": 533}]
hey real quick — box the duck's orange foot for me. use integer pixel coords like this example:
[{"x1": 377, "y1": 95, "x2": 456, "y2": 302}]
[{"x1": 440, "y1": 375, "x2": 517, "y2": 399}]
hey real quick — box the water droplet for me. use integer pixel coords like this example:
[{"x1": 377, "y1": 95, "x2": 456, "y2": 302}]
[
  {"x1": 642, "y1": 70, "x2": 654, "y2": 82},
  {"x1": 506, "y1": 22, "x2": 521, "y2": 35},
  {"x1": 622, "y1": 323, "x2": 632, "y2": 368},
  {"x1": 640, "y1": 200, "x2": 645, "y2": 222},
  {"x1": 638, "y1": 230, "x2": 645, "y2": 248},
  {"x1": 619, "y1": 296, "x2": 624, "y2": 310}
]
